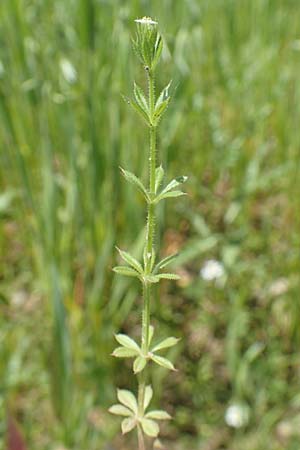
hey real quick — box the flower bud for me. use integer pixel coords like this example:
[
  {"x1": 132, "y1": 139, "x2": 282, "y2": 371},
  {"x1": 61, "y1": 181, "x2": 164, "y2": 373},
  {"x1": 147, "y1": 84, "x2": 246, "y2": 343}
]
[{"x1": 132, "y1": 17, "x2": 163, "y2": 72}]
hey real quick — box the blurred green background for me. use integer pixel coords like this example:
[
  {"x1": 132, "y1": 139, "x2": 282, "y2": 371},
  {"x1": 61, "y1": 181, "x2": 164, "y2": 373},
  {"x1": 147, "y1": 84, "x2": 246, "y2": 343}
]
[{"x1": 1, "y1": 0, "x2": 300, "y2": 449}]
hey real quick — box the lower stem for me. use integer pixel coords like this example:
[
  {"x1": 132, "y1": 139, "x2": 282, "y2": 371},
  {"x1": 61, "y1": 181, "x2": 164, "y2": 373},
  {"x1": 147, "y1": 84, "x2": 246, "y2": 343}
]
[
  {"x1": 138, "y1": 282, "x2": 150, "y2": 415},
  {"x1": 138, "y1": 424, "x2": 146, "y2": 450}
]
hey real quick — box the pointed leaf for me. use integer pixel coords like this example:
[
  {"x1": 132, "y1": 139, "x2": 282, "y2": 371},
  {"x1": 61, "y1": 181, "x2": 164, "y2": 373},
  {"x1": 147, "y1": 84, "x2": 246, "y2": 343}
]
[
  {"x1": 155, "y1": 190, "x2": 186, "y2": 203},
  {"x1": 121, "y1": 417, "x2": 137, "y2": 434},
  {"x1": 155, "y1": 81, "x2": 172, "y2": 111},
  {"x1": 153, "y1": 98, "x2": 170, "y2": 125},
  {"x1": 154, "y1": 253, "x2": 178, "y2": 272},
  {"x1": 161, "y1": 176, "x2": 188, "y2": 195},
  {"x1": 112, "y1": 347, "x2": 139, "y2": 358},
  {"x1": 150, "y1": 249, "x2": 156, "y2": 271},
  {"x1": 134, "y1": 82, "x2": 149, "y2": 114},
  {"x1": 143, "y1": 247, "x2": 155, "y2": 269},
  {"x1": 133, "y1": 356, "x2": 147, "y2": 374},
  {"x1": 115, "y1": 334, "x2": 140, "y2": 352},
  {"x1": 116, "y1": 248, "x2": 143, "y2": 274},
  {"x1": 152, "y1": 337, "x2": 180, "y2": 352},
  {"x1": 109, "y1": 404, "x2": 133, "y2": 417},
  {"x1": 155, "y1": 166, "x2": 164, "y2": 193},
  {"x1": 113, "y1": 266, "x2": 140, "y2": 278},
  {"x1": 131, "y1": 99, "x2": 150, "y2": 124},
  {"x1": 151, "y1": 355, "x2": 176, "y2": 371},
  {"x1": 123, "y1": 95, "x2": 150, "y2": 125},
  {"x1": 145, "y1": 410, "x2": 172, "y2": 420},
  {"x1": 144, "y1": 385, "x2": 153, "y2": 411},
  {"x1": 148, "y1": 325, "x2": 154, "y2": 346},
  {"x1": 141, "y1": 418, "x2": 160, "y2": 437},
  {"x1": 120, "y1": 168, "x2": 150, "y2": 202},
  {"x1": 117, "y1": 389, "x2": 138, "y2": 414},
  {"x1": 152, "y1": 34, "x2": 163, "y2": 69},
  {"x1": 156, "y1": 273, "x2": 180, "y2": 281}
]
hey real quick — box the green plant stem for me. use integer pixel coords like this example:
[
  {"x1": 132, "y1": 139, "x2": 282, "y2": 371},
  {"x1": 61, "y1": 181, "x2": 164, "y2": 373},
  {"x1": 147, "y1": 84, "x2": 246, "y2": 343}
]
[
  {"x1": 137, "y1": 70, "x2": 157, "y2": 450},
  {"x1": 138, "y1": 424, "x2": 146, "y2": 450}
]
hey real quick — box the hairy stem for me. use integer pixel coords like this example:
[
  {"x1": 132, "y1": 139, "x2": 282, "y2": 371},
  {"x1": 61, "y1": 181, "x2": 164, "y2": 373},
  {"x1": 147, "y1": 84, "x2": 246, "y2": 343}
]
[{"x1": 137, "y1": 69, "x2": 157, "y2": 450}]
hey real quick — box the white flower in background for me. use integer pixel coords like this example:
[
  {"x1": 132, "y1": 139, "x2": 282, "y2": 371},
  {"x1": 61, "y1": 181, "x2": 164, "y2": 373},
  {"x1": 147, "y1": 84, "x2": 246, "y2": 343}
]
[
  {"x1": 225, "y1": 403, "x2": 249, "y2": 428},
  {"x1": 60, "y1": 58, "x2": 77, "y2": 84},
  {"x1": 200, "y1": 259, "x2": 224, "y2": 281},
  {"x1": 269, "y1": 278, "x2": 289, "y2": 297},
  {"x1": 135, "y1": 17, "x2": 158, "y2": 25}
]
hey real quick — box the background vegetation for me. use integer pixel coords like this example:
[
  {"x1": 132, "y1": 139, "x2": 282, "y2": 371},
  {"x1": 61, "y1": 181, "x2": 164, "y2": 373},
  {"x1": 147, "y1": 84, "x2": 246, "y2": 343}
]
[{"x1": 0, "y1": 0, "x2": 300, "y2": 449}]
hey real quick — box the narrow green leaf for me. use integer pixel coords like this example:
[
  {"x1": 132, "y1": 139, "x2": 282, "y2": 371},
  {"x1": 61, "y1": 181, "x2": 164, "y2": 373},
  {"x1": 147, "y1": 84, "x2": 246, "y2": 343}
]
[
  {"x1": 112, "y1": 347, "x2": 139, "y2": 358},
  {"x1": 153, "y1": 98, "x2": 170, "y2": 125},
  {"x1": 116, "y1": 247, "x2": 143, "y2": 274},
  {"x1": 151, "y1": 34, "x2": 163, "y2": 69},
  {"x1": 145, "y1": 275, "x2": 160, "y2": 284},
  {"x1": 151, "y1": 355, "x2": 176, "y2": 371},
  {"x1": 145, "y1": 410, "x2": 172, "y2": 420},
  {"x1": 150, "y1": 249, "x2": 156, "y2": 271},
  {"x1": 156, "y1": 273, "x2": 180, "y2": 281},
  {"x1": 120, "y1": 168, "x2": 150, "y2": 202},
  {"x1": 161, "y1": 176, "x2": 188, "y2": 195},
  {"x1": 143, "y1": 247, "x2": 155, "y2": 269},
  {"x1": 132, "y1": 99, "x2": 150, "y2": 124},
  {"x1": 152, "y1": 337, "x2": 180, "y2": 352},
  {"x1": 141, "y1": 418, "x2": 160, "y2": 437},
  {"x1": 134, "y1": 82, "x2": 149, "y2": 115},
  {"x1": 133, "y1": 356, "x2": 147, "y2": 374},
  {"x1": 123, "y1": 95, "x2": 150, "y2": 125},
  {"x1": 154, "y1": 253, "x2": 178, "y2": 272},
  {"x1": 117, "y1": 389, "x2": 138, "y2": 414},
  {"x1": 115, "y1": 334, "x2": 140, "y2": 352},
  {"x1": 109, "y1": 404, "x2": 133, "y2": 417},
  {"x1": 142, "y1": 32, "x2": 152, "y2": 67},
  {"x1": 144, "y1": 385, "x2": 153, "y2": 411},
  {"x1": 155, "y1": 81, "x2": 172, "y2": 111},
  {"x1": 113, "y1": 266, "x2": 140, "y2": 278},
  {"x1": 121, "y1": 417, "x2": 137, "y2": 434},
  {"x1": 155, "y1": 190, "x2": 186, "y2": 203},
  {"x1": 155, "y1": 166, "x2": 164, "y2": 193},
  {"x1": 148, "y1": 325, "x2": 154, "y2": 346}
]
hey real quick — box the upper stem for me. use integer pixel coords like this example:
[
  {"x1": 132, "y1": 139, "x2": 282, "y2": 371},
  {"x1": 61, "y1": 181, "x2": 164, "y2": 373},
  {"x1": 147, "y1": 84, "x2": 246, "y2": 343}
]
[
  {"x1": 149, "y1": 71, "x2": 156, "y2": 194},
  {"x1": 146, "y1": 71, "x2": 157, "y2": 263}
]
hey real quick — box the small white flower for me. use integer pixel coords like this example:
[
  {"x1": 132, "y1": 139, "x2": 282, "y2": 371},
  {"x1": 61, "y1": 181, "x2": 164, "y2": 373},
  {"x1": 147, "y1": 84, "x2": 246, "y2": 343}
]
[
  {"x1": 269, "y1": 278, "x2": 289, "y2": 297},
  {"x1": 135, "y1": 17, "x2": 158, "y2": 26},
  {"x1": 200, "y1": 259, "x2": 224, "y2": 281},
  {"x1": 225, "y1": 403, "x2": 249, "y2": 428},
  {"x1": 60, "y1": 58, "x2": 77, "y2": 84},
  {"x1": 11, "y1": 289, "x2": 28, "y2": 307}
]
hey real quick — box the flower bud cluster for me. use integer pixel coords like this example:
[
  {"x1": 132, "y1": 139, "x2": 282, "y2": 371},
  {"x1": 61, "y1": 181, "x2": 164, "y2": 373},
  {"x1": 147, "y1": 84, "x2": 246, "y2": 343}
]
[{"x1": 132, "y1": 17, "x2": 162, "y2": 72}]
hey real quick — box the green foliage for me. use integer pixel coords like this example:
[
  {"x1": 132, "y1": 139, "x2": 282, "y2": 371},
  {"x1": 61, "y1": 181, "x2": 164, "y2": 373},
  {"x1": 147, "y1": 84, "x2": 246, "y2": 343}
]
[
  {"x1": 109, "y1": 384, "x2": 170, "y2": 439},
  {"x1": 1, "y1": 1, "x2": 300, "y2": 449},
  {"x1": 151, "y1": 337, "x2": 180, "y2": 352},
  {"x1": 120, "y1": 168, "x2": 150, "y2": 202},
  {"x1": 112, "y1": 19, "x2": 182, "y2": 447}
]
